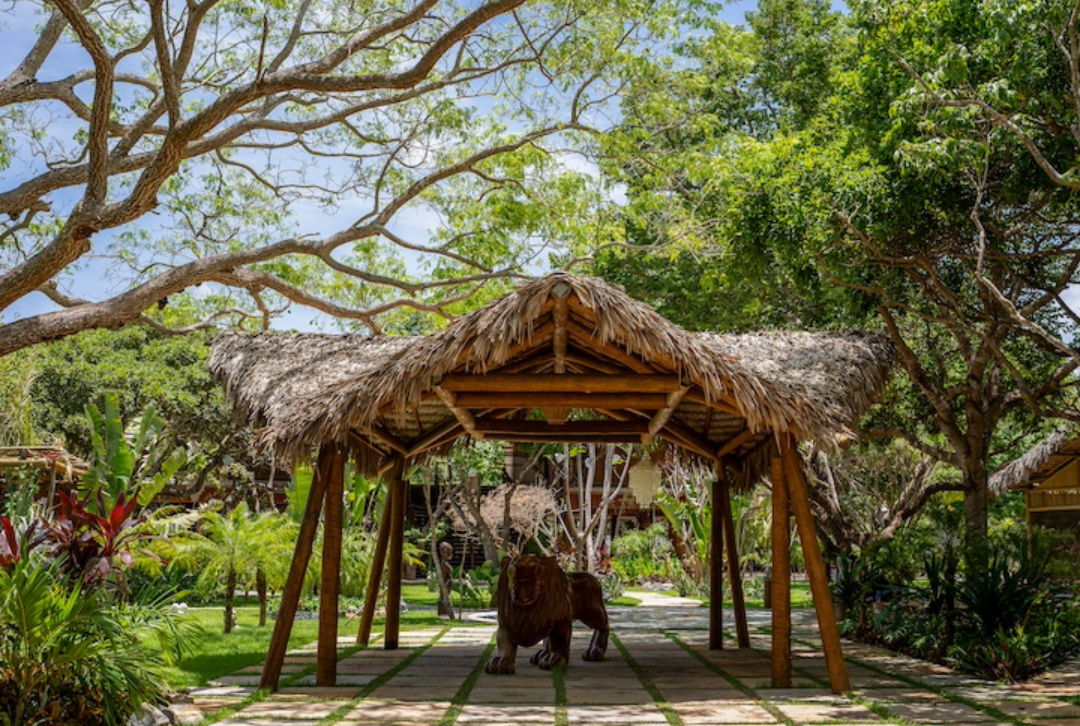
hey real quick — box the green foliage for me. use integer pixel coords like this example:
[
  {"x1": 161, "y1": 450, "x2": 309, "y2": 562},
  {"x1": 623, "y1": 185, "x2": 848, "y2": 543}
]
[
  {"x1": 82, "y1": 393, "x2": 187, "y2": 513},
  {"x1": 610, "y1": 523, "x2": 681, "y2": 584},
  {"x1": 0, "y1": 558, "x2": 188, "y2": 726}
]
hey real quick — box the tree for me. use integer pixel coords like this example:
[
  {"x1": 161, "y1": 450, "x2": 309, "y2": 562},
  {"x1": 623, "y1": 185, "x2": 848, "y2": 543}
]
[
  {"x1": 180, "y1": 502, "x2": 287, "y2": 633},
  {"x1": 595, "y1": 0, "x2": 1080, "y2": 547},
  {"x1": 0, "y1": 0, "x2": 695, "y2": 356}
]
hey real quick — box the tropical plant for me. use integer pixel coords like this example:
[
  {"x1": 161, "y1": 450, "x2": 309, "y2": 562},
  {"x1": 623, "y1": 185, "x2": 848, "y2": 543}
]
[
  {"x1": 176, "y1": 503, "x2": 294, "y2": 633},
  {"x1": 82, "y1": 393, "x2": 187, "y2": 513},
  {"x1": 0, "y1": 557, "x2": 188, "y2": 726}
]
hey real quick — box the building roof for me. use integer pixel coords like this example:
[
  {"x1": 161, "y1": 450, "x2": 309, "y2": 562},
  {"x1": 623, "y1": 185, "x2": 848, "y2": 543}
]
[{"x1": 210, "y1": 272, "x2": 893, "y2": 480}]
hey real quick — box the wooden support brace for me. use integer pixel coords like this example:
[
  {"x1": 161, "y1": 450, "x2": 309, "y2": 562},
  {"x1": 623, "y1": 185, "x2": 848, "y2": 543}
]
[
  {"x1": 770, "y1": 456, "x2": 792, "y2": 688},
  {"x1": 317, "y1": 446, "x2": 346, "y2": 686},
  {"x1": 642, "y1": 387, "x2": 689, "y2": 444},
  {"x1": 781, "y1": 435, "x2": 850, "y2": 694},
  {"x1": 384, "y1": 472, "x2": 408, "y2": 649},
  {"x1": 716, "y1": 428, "x2": 756, "y2": 459},
  {"x1": 718, "y1": 471, "x2": 750, "y2": 648},
  {"x1": 357, "y1": 459, "x2": 403, "y2": 646},
  {"x1": 434, "y1": 387, "x2": 483, "y2": 439},
  {"x1": 709, "y1": 476, "x2": 725, "y2": 650},
  {"x1": 260, "y1": 446, "x2": 330, "y2": 690}
]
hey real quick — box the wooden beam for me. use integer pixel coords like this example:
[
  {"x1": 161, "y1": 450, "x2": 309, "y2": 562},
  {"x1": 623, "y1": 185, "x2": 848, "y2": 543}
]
[
  {"x1": 317, "y1": 447, "x2": 346, "y2": 686},
  {"x1": 369, "y1": 426, "x2": 409, "y2": 457},
  {"x1": 709, "y1": 475, "x2": 724, "y2": 650},
  {"x1": 357, "y1": 459, "x2": 402, "y2": 646},
  {"x1": 384, "y1": 472, "x2": 408, "y2": 649},
  {"x1": 719, "y1": 470, "x2": 750, "y2": 648},
  {"x1": 474, "y1": 419, "x2": 646, "y2": 435},
  {"x1": 434, "y1": 387, "x2": 483, "y2": 439},
  {"x1": 407, "y1": 419, "x2": 464, "y2": 457},
  {"x1": 643, "y1": 387, "x2": 689, "y2": 444},
  {"x1": 484, "y1": 432, "x2": 647, "y2": 444},
  {"x1": 781, "y1": 434, "x2": 850, "y2": 694},
  {"x1": 260, "y1": 446, "x2": 330, "y2": 690},
  {"x1": 452, "y1": 392, "x2": 670, "y2": 409},
  {"x1": 770, "y1": 456, "x2": 792, "y2": 688},
  {"x1": 439, "y1": 373, "x2": 681, "y2": 393},
  {"x1": 657, "y1": 417, "x2": 719, "y2": 461},
  {"x1": 553, "y1": 294, "x2": 569, "y2": 374},
  {"x1": 562, "y1": 351, "x2": 631, "y2": 375},
  {"x1": 684, "y1": 388, "x2": 743, "y2": 416},
  {"x1": 716, "y1": 428, "x2": 756, "y2": 459},
  {"x1": 564, "y1": 320, "x2": 658, "y2": 374}
]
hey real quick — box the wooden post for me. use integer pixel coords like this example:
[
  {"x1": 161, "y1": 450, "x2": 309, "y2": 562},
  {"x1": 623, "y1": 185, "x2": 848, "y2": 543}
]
[
  {"x1": 770, "y1": 456, "x2": 792, "y2": 688},
  {"x1": 384, "y1": 470, "x2": 408, "y2": 649},
  {"x1": 781, "y1": 434, "x2": 850, "y2": 694},
  {"x1": 260, "y1": 446, "x2": 331, "y2": 691},
  {"x1": 719, "y1": 472, "x2": 750, "y2": 648},
  {"x1": 709, "y1": 475, "x2": 725, "y2": 650},
  {"x1": 357, "y1": 458, "x2": 403, "y2": 646},
  {"x1": 317, "y1": 446, "x2": 346, "y2": 686}
]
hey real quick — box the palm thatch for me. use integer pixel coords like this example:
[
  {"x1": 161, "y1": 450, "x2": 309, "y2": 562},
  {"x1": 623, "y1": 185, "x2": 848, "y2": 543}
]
[
  {"x1": 210, "y1": 272, "x2": 893, "y2": 473},
  {"x1": 989, "y1": 430, "x2": 1080, "y2": 495}
]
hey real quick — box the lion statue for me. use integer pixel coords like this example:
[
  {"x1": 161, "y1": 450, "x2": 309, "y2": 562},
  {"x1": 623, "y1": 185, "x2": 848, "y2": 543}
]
[{"x1": 484, "y1": 554, "x2": 609, "y2": 674}]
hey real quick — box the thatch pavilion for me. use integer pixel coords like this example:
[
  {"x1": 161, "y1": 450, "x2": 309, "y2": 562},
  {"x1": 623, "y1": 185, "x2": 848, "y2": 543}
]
[
  {"x1": 991, "y1": 430, "x2": 1080, "y2": 536},
  {"x1": 210, "y1": 272, "x2": 893, "y2": 695}
]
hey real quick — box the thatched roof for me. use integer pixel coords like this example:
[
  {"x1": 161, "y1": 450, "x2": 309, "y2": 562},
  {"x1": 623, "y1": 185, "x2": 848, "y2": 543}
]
[
  {"x1": 210, "y1": 273, "x2": 893, "y2": 475},
  {"x1": 989, "y1": 430, "x2": 1080, "y2": 495}
]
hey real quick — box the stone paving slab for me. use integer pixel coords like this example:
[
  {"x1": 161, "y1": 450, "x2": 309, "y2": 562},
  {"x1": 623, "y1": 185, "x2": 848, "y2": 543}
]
[
  {"x1": 564, "y1": 704, "x2": 669, "y2": 724},
  {"x1": 882, "y1": 702, "x2": 998, "y2": 723},
  {"x1": 343, "y1": 700, "x2": 451, "y2": 722},
  {"x1": 233, "y1": 700, "x2": 349, "y2": 719},
  {"x1": 671, "y1": 701, "x2": 779, "y2": 725},
  {"x1": 214, "y1": 720, "x2": 321, "y2": 726},
  {"x1": 455, "y1": 705, "x2": 556, "y2": 723},
  {"x1": 774, "y1": 703, "x2": 883, "y2": 722},
  {"x1": 991, "y1": 702, "x2": 1080, "y2": 719}
]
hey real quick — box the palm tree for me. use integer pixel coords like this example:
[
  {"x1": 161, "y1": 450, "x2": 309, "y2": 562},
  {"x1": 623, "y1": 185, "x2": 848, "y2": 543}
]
[{"x1": 179, "y1": 503, "x2": 270, "y2": 633}]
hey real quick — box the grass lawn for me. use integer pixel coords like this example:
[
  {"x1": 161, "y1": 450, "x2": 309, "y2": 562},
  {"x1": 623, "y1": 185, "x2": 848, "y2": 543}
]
[
  {"x1": 163, "y1": 603, "x2": 465, "y2": 690},
  {"x1": 667, "y1": 581, "x2": 814, "y2": 609},
  {"x1": 164, "y1": 582, "x2": 642, "y2": 690}
]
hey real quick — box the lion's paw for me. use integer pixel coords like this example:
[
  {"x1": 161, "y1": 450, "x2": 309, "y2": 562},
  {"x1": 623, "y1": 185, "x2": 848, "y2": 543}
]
[
  {"x1": 582, "y1": 646, "x2": 605, "y2": 662},
  {"x1": 536, "y1": 652, "x2": 567, "y2": 670},
  {"x1": 529, "y1": 649, "x2": 547, "y2": 666},
  {"x1": 484, "y1": 656, "x2": 515, "y2": 674}
]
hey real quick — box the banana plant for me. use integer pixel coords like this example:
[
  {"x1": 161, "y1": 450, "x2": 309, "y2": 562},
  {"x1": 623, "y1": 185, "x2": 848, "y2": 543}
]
[{"x1": 82, "y1": 393, "x2": 187, "y2": 513}]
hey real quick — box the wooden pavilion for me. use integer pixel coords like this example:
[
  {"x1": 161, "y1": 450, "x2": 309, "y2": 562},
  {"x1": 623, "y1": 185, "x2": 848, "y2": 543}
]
[
  {"x1": 210, "y1": 272, "x2": 893, "y2": 695},
  {"x1": 991, "y1": 430, "x2": 1080, "y2": 537}
]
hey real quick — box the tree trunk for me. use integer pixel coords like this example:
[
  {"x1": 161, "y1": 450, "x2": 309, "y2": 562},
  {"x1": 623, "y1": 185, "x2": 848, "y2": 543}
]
[
  {"x1": 963, "y1": 463, "x2": 990, "y2": 569},
  {"x1": 257, "y1": 568, "x2": 268, "y2": 627},
  {"x1": 225, "y1": 568, "x2": 237, "y2": 634}
]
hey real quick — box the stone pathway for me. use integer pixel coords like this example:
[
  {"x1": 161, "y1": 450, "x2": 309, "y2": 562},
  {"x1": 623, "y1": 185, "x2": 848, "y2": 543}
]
[{"x1": 186, "y1": 599, "x2": 1080, "y2": 726}]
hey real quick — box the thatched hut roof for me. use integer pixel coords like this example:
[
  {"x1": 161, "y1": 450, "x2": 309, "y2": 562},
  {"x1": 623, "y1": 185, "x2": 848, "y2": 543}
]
[
  {"x1": 989, "y1": 430, "x2": 1080, "y2": 495},
  {"x1": 210, "y1": 273, "x2": 893, "y2": 477}
]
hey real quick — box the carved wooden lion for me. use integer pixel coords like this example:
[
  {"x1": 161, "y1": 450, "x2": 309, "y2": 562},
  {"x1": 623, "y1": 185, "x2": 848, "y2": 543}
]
[{"x1": 484, "y1": 555, "x2": 609, "y2": 674}]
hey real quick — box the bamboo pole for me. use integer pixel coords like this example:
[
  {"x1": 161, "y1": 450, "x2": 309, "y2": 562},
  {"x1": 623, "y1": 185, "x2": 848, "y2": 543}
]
[
  {"x1": 259, "y1": 446, "x2": 331, "y2": 690},
  {"x1": 317, "y1": 447, "x2": 346, "y2": 686},
  {"x1": 781, "y1": 434, "x2": 850, "y2": 694},
  {"x1": 357, "y1": 458, "x2": 403, "y2": 646},
  {"x1": 709, "y1": 476, "x2": 725, "y2": 650},
  {"x1": 384, "y1": 470, "x2": 408, "y2": 649},
  {"x1": 770, "y1": 456, "x2": 791, "y2": 688},
  {"x1": 718, "y1": 471, "x2": 750, "y2": 647}
]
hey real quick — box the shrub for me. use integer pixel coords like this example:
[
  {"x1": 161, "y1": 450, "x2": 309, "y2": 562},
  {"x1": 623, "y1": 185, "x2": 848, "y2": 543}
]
[{"x1": 0, "y1": 558, "x2": 188, "y2": 726}]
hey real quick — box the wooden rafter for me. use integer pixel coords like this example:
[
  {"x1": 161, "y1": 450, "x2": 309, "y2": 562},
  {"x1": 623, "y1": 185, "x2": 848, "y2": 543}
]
[
  {"x1": 553, "y1": 294, "x2": 569, "y2": 374},
  {"x1": 562, "y1": 351, "x2": 630, "y2": 374},
  {"x1": 474, "y1": 419, "x2": 648, "y2": 438},
  {"x1": 684, "y1": 388, "x2": 743, "y2": 416},
  {"x1": 439, "y1": 373, "x2": 681, "y2": 393},
  {"x1": 434, "y1": 387, "x2": 482, "y2": 439},
  {"x1": 564, "y1": 320, "x2": 657, "y2": 373},
  {"x1": 452, "y1": 392, "x2": 670, "y2": 409},
  {"x1": 643, "y1": 387, "x2": 689, "y2": 444},
  {"x1": 716, "y1": 428, "x2": 756, "y2": 459},
  {"x1": 407, "y1": 418, "x2": 464, "y2": 457}
]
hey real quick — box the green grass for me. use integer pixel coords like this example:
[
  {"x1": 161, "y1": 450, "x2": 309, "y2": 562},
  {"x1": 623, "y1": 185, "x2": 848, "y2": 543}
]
[
  {"x1": 162, "y1": 604, "x2": 465, "y2": 689},
  {"x1": 608, "y1": 594, "x2": 642, "y2": 606},
  {"x1": 401, "y1": 582, "x2": 489, "y2": 609},
  {"x1": 695, "y1": 582, "x2": 814, "y2": 609}
]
